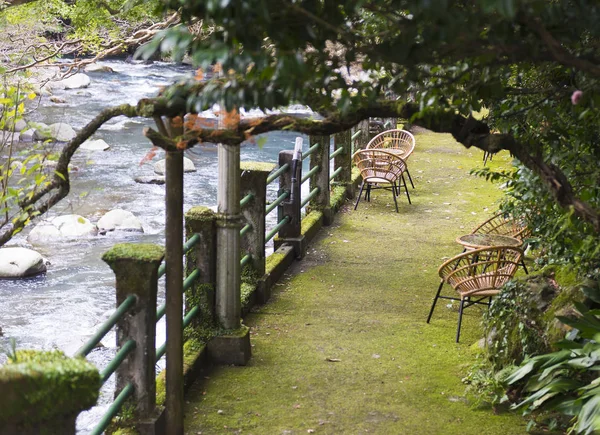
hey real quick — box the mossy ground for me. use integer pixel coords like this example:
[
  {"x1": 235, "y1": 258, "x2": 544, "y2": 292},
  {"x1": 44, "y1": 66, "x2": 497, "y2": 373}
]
[{"x1": 184, "y1": 131, "x2": 528, "y2": 434}]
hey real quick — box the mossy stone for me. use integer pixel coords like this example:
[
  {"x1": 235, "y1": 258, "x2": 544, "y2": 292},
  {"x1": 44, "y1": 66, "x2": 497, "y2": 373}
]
[
  {"x1": 240, "y1": 161, "x2": 276, "y2": 173},
  {"x1": 102, "y1": 243, "x2": 164, "y2": 264},
  {"x1": 0, "y1": 350, "x2": 100, "y2": 425}
]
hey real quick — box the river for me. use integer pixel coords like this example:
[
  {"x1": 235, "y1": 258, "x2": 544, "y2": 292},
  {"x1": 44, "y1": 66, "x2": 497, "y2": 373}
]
[{"x1": 0, "y1": 60, "x2": 315, "y2": 432}]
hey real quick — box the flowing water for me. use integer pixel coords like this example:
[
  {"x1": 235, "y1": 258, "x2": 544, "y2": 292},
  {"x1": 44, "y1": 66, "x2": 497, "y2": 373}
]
[{"x1": 0, "y1": 60, "x2": 316, "y2": 432}]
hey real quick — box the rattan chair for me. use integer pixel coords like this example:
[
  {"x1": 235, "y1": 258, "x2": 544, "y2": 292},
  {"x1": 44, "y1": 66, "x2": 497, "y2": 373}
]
[
  {"x1": 366, "y1": 129, "x2": 416, "y2": 188},
  {"x1": 352, "y1": 149, "x2": 411, "y2": 213},
  {"x1": 471, "y1": 212, "x2": 530, "y2": 273},
  {"x1": 426, "y1": 246, "x2": 523, "y2": 342}
]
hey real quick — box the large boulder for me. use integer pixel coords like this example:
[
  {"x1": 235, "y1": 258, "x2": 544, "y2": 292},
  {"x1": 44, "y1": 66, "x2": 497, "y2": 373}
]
[
  {"x1": 19, "y1": 128, "x2": 36, "y2": 142},
  {"x1": 80, "y1": 139, "x2": 110, "y2": 151},
  {"x1": 0, "y1": 247, "x2": 47, "y2": 278},
  {"x1": 97, "y1": 209, "x2": 143, "y2": 233},
  {"x1": 30, "y1": 122, "x2": 51, "y2": 140},
  {"x1": 28, "y1": 215, "x2": 98, "y2": 244},
  {"x1": 0, "y1": 130, "x2": 21, "y2": 144},
  {"x1": 54, "y1": 73, "x2": 91, "y2": 90},
  {"x1": 153, "y1": 157, "x2": 197, "y2": 175},
  {"x1": 49, "y1": 123, "x2": 77, "y2": 142}
]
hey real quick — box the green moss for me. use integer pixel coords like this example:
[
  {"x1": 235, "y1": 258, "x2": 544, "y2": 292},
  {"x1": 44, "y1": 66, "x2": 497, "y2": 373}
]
[
  {"x1": 102, "y1": 243, "x2": 164, "y2": 263},
  {"x1": 0, "y1": 350, "x2": 100, "y2": 424},
  {"x1": 330, "y1": 185, "x2": 347, "y2": 210},
  {"x1": 185, "y1": 206, "x2": 216, "y2": 222},
  {"x1": 241, "y1": 281, "x2": 255, "y2": 310},
  {"x1": 183, "y1": 132, "x2": 527, "y2": 434},
  {"x1": 265, "y1": 251, "x2": 288, "y2": 275},
  {"x1": 240, "y1": 161, "x2": 276, "y2": 173},
  {"x1": 300, "y1": 210, "x2": 323, "y2": 235},
  {"x1": 184, "y1": 282, "x2": 218, "y2": 343}
]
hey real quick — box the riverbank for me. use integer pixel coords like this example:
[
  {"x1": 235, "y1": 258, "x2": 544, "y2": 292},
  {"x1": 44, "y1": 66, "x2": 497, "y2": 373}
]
[{"x1": 182, "y1": 130, "x2": 527, "y2": 434}]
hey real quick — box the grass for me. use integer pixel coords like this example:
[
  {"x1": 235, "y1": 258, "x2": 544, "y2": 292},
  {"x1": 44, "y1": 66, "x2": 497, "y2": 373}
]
[{"x1": 183, "y1": 130, "x2": 528, "y2": 434}]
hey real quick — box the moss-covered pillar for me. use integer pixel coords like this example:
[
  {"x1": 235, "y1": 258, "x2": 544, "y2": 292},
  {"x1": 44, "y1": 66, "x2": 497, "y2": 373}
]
[
  {"x1": 274, "y1": 149, "x2": 306, "y2": 258},
  {"x1": 0, "y1": 350, "x2": 100, "y2": 434},
  {"x1": 353, "y1": 120, "x2": 370, "y2": 151},
  {"x1": 240, "y1": 162, "x2": 276, "y2": 276},
  {"x1": 102, "y1": 243, "x2": 164, "y2": 419},
  {"x1": 309, "y1": 135, "x2": 332, "y2": 225},
  {"x1": 184, "y1": 206, "x2": 217, "y2": 335},
  {"x1": 333, "y1": 130, "x2": 354, "y2": 199}
]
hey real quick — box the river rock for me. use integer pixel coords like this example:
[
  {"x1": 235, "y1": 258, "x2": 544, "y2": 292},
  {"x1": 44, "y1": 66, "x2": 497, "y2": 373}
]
[
  {"x1": 20, "y1": 128, "x2": 35, "y2": 142},
  {"x1": 3, "y1": 118, "x2": 27, "y2": 132},
  {"x1": 0, "y1": 247, "x2": 47, "y2": 278},
  {"x1": 0, "y1": 130, "x2": 21, "y2": 144},
  {"x1": 55, "y1": 73, "x2": 91, "y2": 90},
  {"x1": 50, "y1": 96, "x2": 67, "y2": 104},
  {"x1": 85, "y1": 64, "x2": 114, "y2": 73},
  {"x1": 27, "y1": 215, "x2": 98, "y2": 244},
  {"x1": 97, "y1": 209, "x2": 143, "y2": 233},
  {"x1": 31, "y1": 122, "x2": 51, "y2": 140},
  {"x1": 81, "y1": 139, "x2": 110, "y2": 151},
  {"x1": 49, "y1": 123, "x2": 77, "y2": 142},
  {"x1": 153, "y1": 157, "x2": 197, "y2": 175},
  {"x1": 134, "y1": 175, "x2": 166, "y2": 185}
]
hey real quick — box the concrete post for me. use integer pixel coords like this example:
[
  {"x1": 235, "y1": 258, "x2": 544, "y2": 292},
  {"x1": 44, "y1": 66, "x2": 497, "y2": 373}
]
[
  {"x1": 102, "y1": 243, "x2": 164, "y2": 418},
  {"x1": 354, "y1": 120, "x2": 370, "y2": 151},
  {"x1": 309, "y1": 135, "x2": 332, "y2": 225},
  {"x1": 274, "y1": 149, "x2": 305, "y2": 258},
  {"x1": 333, "y1": 130, "x2": 354, "y2": 198},
  {"x1": 216, "y1": 143, "x2": 241, "y2": 330},
  {"x1": 240, "y1": 162, "x2": 276, "y2": 276},
  {"x1": 184, "y1": 206, "x2": 218, "y2": 336}
]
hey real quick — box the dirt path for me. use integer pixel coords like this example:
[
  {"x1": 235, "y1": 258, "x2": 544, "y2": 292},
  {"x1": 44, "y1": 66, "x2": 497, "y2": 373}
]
[{"x1": 184, "y1": 131, "x2": 527, "y2": 434}]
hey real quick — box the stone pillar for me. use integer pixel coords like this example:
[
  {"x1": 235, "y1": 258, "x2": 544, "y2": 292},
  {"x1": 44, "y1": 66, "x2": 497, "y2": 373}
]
[
  {"x1": 274, "y1": 149, "x2": 305, "y2": 258},
  {"x1": 309, "y1": 135, "x2": 332, "y2": 225},
  {"x1": 240, "y1": 162, "x2": 276, "y2": 276},
  {"x1": 333, "y1": 130, "x2": 354, "y2": 198},
  {"x1": 185, "y1": 206, "x2": 218, "y2": 337},
  {"x1": 0, "y1": 350, "x2": 100, "y2": 435},
  {"x1": 102, "y1": 243, "x2": 164, "y2": 418},
  {"x1": 354, "y1": 120, "x2": 370, "y2": 151}
]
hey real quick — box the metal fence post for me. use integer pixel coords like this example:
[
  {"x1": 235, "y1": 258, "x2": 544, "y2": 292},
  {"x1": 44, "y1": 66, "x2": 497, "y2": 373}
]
[
  {"x1": 240, "y1": 162, "x2": 276, "y2": 276},
  {"x1": 102, "y1": 243, "x2": 164, "y2": 420},
  {"x1": 333, "y1": 130, "x2": 354, "y2": 198},
  {"x1": 216, "y1": 143, "x2": 241, "y2": 330},
  {"x1": 274, "y1": 149, "x2": 305, "y2": 258},
  {"x1": 309, "y1": 135, "x2": 332, "y2": 225},
  {"x1": 184, "y1": 206, "x2": 218, "y2": 336}
]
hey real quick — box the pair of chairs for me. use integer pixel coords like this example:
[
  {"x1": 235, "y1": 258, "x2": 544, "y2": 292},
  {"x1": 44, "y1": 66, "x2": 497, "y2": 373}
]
[
  {"x1": 352, "y1": 129, "x2": 415, "y2": 212},
  {"x1": 427, "y1": 213, "x2": 529, "y2": 342}
]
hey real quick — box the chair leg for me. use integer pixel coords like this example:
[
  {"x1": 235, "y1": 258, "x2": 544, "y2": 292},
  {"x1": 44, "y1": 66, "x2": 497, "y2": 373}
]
[
  {"x1": 426, "y1": 280, "x2": 444, "y2": 323},
  {"x1": 456, "y1": 298, "x2": 465, "y2": 343},
  {"x1": 401, "y1": 174, "x2": 411, "y2": 204},
  {"x1": 391, "y1": 182, "x2": 399, "y2": 212},
  {"x1": 354, "y1": 182, "x2": 365, "y2": 210},
  {"x1": 366, "y1": 184, "x2": 372, "y2": 202},
  {"x1": 406, "y1": 168, "x2": 415, "y2": 189},
  {"x1": 521, "y1": 258, "x2": 529, "y2": 274}
]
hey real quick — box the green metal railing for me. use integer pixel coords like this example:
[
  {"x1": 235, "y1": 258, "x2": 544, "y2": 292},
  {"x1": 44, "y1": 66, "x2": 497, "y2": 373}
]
[
  {"x1": 266, "y1": 191, "x2": 289, "y2": 215},
  {"x1": 266, "y1": 163, "x2": 290, "y2": 185},
  {"x1": 90, "y1": 383, "x2": 134, "y2": 435},
  {"x1": 329, "y1": 166, "x2": 343, "y2": 182},
  {"x1": 301, "y1": 187, "x2": 320, "y2": 208},
  {"x1": 301, "y1": 165, "x2": 319, "y2": 184},
  {"x1": 302, "y1": 143, "x2": 320, "y2": 160},
  {"x1": 330, "y1": 146, "x2": 344, "y2": 159},
  {"x1": 265, "y1": 216, "x2": 291, "y2": 243}
]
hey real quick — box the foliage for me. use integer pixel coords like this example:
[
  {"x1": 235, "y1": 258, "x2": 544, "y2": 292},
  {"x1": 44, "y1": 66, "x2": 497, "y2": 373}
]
[
  {"x1": 503, "y1": 286, "x2": 600, "y2": 434},
  {"x1": 483, "y1": 278, "x2": 556, "y2": 370},
  {"x1": 0, "y1": 82, "x2": 50, "y2": 238},
  {"x1": 463, "y1": 357, "x2": 516, "y2": 410}
]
